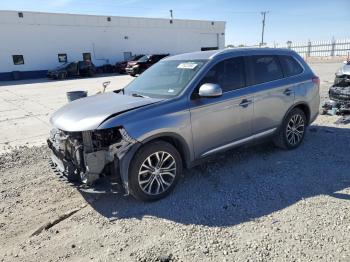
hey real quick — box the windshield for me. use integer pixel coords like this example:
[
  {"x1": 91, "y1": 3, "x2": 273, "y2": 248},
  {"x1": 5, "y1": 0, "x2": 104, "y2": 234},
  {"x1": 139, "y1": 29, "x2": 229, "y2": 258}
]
[
  {"x1": 137, "y1": 55, "x2": 150, "y2": 63},
  {"x1": 124, "y1": 59, "x2": 207, "y2": 98},
  {"x1": 127, "y1": 55, "x2": 140, "y2": 62}
]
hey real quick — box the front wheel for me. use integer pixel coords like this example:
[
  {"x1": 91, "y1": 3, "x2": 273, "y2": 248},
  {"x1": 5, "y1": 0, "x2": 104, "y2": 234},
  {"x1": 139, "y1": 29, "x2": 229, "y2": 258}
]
[
  {"x1": 128, "y1": 141, "x2": 182, "y2": 201},
  {"x1": 273, "y1": 108, "x2": 307, "y2": 150}
]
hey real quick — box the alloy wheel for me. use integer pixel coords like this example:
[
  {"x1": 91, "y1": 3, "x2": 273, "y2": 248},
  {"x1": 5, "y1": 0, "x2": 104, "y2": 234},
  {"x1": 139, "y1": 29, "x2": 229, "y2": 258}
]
[
  {"x1": 138, "y1": 151, "x2": 176, "y2": 196},
  {"x1": 286, "y1": 114, "x2": 305, "y2": 146}
]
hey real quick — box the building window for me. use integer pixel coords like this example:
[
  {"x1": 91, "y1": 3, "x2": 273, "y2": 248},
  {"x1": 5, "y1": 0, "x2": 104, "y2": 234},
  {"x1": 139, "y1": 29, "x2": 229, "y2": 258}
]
[
  {"x1": 107, "y1": 17, "x2": 111, "y2": 22},
  {"x1": 83, "y1": 53, "x2": 91, "y2": 61},
  {"x1": 201, "y1": 47, "x2": 218, "y2": 51},
  {"x1": 58, "y1": 53, "x2": 67, "y2": 63},
  {"x1": 13, "y1": 55, "x2": 24, "y2": 65},
  {"x1": 18, "y1": 12, "x2": 23, "y2": 18}
]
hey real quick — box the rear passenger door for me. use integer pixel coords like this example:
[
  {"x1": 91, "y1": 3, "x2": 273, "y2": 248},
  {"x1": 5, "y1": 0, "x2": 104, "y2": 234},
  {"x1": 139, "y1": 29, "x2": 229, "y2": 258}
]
[{"x1": 248, "y1": 55, "x2": 295, "y2": 135}]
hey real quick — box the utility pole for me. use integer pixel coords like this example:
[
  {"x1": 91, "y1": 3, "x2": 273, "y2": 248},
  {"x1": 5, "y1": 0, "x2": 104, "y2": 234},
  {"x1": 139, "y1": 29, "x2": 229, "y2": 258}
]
[
  {"x1": 260, "y1": 11, "x2": 269, "y2": 46},
  {"x1": 169, "y1": 10, "x2": 173, "y2": 23}
]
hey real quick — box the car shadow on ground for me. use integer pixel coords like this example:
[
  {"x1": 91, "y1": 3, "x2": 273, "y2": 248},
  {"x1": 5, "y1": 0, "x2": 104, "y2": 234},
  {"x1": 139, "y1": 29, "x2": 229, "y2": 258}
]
[{"x1": 79, "y1": 125, "x2": 350, "y2": 227}]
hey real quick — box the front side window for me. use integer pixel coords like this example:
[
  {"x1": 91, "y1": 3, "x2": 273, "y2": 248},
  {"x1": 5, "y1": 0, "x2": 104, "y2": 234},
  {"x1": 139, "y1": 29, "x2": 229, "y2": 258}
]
[
  {"x1": 124, "y1": 60, "x2": 207, "y2": 98},
  {"x1": 251, "y1": 55, "x2": 283, "y2": 84},
  {"x1": 58, "y1": 53, "x2": 67, "y2": 63},
  {"x1": 200, "y1": 57, "x2": 246, "y2": 92},
  {"x1": 278, "y1": 55, "x2": 303, "y2": 77},
  {"x1": 13, "y1": 55, "x2": 24, "y2": 65}
]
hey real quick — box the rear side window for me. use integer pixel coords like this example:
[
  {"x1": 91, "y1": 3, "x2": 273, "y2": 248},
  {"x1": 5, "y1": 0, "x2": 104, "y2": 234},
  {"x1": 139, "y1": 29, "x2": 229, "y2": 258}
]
[
  {"x1": 251, "y1": 55, "x2": 283, "y2": 84},
  {"x1": 279, "y1": 55, "x2": 303, "y2": 77},
  {"x1": 201, "y1": 57, "x2": 246, "y2": 92}
]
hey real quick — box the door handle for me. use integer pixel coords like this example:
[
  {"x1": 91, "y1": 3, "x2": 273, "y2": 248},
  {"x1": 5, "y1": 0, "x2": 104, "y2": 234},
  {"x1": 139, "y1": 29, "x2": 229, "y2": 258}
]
[
  {"x1": 283, "y1": 88, "x2": 293, "y2": 96},
  {"x1": 239, "y1": 99, "x2": 252, "y2": 108}
]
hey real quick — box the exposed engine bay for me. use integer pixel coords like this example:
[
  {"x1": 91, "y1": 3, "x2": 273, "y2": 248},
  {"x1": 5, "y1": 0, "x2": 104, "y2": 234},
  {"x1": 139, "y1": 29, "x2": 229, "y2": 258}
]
[{"x1": 47, "y1": 127, "x2": 138, "y2": 190}]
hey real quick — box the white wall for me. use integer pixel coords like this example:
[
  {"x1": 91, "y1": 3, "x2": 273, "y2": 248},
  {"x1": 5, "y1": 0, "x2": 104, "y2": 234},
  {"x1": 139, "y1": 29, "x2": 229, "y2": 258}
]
[{"x1": 0, "y1": 11, "x2": 226, "y2": 72}]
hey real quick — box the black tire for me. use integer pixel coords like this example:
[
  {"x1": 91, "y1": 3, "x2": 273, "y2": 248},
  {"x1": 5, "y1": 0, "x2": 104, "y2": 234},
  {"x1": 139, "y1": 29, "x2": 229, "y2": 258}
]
[
  {"x1": 273, "y1": 108, "x2": 307, "y2": 150},
  {"x1": 130, "y1": 73, "x2": 136, "y2": 77},
  {"x1": 58, "y1": 72, "x2": 67, "y2": 80},
  {"x1": 128, "y1": 141, "x2": 182, "y2": 201}
]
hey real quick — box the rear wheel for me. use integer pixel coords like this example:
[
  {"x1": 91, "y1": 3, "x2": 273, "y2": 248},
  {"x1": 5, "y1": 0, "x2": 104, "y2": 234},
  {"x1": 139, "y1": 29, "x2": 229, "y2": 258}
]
[
  {"x1": 273, "y1": 108, "x2": 307, "y2": 150},
  {"x1": 128, "y1": 141, "x2": 182, "y2": 201}
]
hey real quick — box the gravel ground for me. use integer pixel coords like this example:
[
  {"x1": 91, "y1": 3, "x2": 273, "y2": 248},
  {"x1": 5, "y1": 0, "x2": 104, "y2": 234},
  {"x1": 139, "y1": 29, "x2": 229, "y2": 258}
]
[{"x1": 1, "y1": 62, "x2": 349, "y2": 262}]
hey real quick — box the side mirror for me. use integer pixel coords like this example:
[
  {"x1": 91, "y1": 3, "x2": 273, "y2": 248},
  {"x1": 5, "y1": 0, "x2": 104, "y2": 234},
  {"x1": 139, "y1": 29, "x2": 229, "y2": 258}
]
[{"x1": 198, "y1": 83, "x2": 222, "y2": 98}]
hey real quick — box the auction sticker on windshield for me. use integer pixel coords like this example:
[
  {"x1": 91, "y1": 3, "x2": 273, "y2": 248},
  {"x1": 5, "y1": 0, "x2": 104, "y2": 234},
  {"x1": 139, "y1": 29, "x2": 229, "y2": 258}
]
[{"x1": 177, "y1": 62, "x2": 198, "y2": 69}]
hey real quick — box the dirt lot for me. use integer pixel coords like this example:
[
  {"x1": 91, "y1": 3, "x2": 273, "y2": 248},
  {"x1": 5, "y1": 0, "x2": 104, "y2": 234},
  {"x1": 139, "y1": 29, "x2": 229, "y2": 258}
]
[{"x1": 1, "y1": 62, "x2": 350, "y2": 262}]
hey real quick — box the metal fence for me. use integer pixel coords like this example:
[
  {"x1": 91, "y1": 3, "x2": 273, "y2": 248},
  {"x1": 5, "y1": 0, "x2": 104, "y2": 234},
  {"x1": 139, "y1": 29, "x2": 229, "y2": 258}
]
[{"x1": 276, "y1": 38, "x2": 350, "y2": 58}]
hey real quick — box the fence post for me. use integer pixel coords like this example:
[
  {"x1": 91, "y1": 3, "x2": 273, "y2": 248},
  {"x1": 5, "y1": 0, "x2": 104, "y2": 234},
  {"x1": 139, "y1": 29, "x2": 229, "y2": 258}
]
[
  {"x1": 307, "y1": 41, "x2": 311, "y2": 57},
  {"x1": 331, "y1": 38, "x2": 336, "y2": 57}
]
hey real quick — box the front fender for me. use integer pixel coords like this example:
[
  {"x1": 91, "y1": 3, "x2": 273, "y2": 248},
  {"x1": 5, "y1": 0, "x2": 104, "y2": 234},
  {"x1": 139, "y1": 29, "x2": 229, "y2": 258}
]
[
  {"x1": 98, "y1": 98, "x2": 194, "y2": 163},
  {"x1": 123, "y1": 109, "x2": 194, "y2": 163}
]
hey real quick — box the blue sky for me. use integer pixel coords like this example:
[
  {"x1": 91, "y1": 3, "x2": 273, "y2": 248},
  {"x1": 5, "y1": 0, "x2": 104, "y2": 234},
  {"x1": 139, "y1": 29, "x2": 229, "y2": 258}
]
[{"x1": 1, "y1": 0, "x2": 349, "y2": 46}]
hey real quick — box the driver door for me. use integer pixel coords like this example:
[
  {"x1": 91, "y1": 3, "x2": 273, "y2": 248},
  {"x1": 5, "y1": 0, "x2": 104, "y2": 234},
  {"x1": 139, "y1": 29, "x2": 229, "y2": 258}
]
[{"x1": 189, "y1": 57, "x2": 254, "y2": 158}]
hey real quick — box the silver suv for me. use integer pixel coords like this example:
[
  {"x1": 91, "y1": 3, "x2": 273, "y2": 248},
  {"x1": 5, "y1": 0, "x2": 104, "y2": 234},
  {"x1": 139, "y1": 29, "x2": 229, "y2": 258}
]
[{"x1": 48, "y1": 48, "x2": 320, "y2": 201}]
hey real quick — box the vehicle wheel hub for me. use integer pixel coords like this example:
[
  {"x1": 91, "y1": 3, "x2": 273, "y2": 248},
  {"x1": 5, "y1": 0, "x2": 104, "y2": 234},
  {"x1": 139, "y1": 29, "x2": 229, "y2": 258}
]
[
  {"x1": 138, "y1": 151, "x2": 176, "y2": 196},
  {"x1": 286, "y1": 114, "x2": 305, "y2": 146}
]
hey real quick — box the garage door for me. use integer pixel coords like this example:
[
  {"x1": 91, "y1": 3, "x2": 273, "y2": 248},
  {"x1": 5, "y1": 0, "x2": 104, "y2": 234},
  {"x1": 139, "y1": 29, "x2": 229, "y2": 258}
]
[{"x1": 200, "y1": 33, "x2": 218, "y2": 51}]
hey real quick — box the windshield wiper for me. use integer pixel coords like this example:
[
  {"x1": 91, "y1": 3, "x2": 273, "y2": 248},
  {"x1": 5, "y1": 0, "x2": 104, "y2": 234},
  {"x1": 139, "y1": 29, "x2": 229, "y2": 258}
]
[{"x1": 131, "y1": 93, "x2": 149, "y2": 98}]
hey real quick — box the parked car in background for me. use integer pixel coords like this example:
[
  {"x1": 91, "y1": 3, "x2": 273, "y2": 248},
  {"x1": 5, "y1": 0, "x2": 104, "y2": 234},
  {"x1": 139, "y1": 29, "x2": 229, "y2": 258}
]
[
  {"x1": 48, "y1": 48, "x2": 320, "y2": 201},
  {"x1": 47, "y1": 61, "x2": 96, "y2": 80},
  {"x1": 96, "y1": 64, "x2": 115, "y2": 74},
  {"x1": 125, "y1": 54, "x2": 169, "y2": 76},
  {"x1": 116, "y1": 55, "x2": 144, "y2": 74}
]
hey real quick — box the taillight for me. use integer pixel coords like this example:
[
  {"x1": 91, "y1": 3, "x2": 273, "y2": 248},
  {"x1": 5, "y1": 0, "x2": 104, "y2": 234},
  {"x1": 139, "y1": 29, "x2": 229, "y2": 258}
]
[{"x1": 312, "y1": 76, "x2": 320, "y2": 86}]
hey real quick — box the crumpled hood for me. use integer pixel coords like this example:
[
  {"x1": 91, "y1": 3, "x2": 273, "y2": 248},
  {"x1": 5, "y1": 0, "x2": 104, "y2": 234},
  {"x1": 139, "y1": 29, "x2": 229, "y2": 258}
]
[
  {"x1": 336, "y1": 64, "x2": 350, "y2": 76},
  {"x1": 50, "y1": 92, "x2": 161, "y2": 132}
]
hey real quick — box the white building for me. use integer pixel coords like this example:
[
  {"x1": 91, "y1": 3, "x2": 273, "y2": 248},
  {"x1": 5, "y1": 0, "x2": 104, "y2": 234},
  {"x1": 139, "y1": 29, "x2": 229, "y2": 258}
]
[{"x1": 0, "y1": 10, "x2": 226, "y2": 80}]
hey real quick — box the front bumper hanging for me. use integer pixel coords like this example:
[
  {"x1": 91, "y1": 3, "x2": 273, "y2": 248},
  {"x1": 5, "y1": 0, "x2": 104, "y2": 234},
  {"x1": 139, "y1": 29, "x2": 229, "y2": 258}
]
[{"x1": 47, "y1": 127, "x2": 139, "y2": 192}]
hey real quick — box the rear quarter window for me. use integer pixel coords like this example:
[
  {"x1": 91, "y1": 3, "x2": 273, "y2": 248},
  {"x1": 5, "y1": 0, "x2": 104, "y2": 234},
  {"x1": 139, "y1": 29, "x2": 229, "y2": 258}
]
[
  {"x1": 279, "y1": 55, "x2": 303, "y2": 77},
  {"x1": 250, "y1": 55, "x2": 283, "y2": 85}
]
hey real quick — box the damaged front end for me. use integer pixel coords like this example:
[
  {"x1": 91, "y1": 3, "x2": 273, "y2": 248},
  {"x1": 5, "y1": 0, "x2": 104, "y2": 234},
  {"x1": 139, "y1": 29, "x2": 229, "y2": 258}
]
[
  {"x1": 323, "y1": 73, "x2": 350, "y2": 115},
  {"x1": 47, "y1": 126, "x2": 139, "y2": 192}
]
